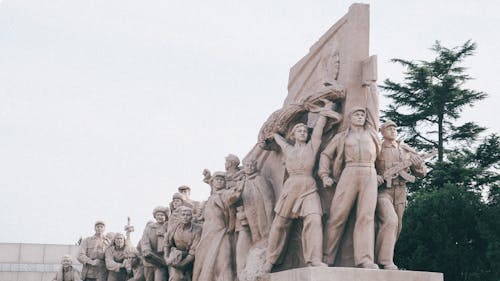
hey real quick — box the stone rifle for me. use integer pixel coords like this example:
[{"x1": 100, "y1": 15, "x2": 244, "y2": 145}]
[{"x1": 383, "y1": 149, "x2": 437, "y2": 188}]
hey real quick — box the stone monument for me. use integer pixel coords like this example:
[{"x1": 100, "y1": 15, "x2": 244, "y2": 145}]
[{"x1": 73, "y1": 3, "x2": 444, "y2": 281}]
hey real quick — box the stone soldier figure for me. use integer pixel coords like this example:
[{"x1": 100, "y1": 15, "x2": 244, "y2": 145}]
[
  {"x1": 164, "y1": 206, "x2": 202, "y2": 281},
  {"x1": 177, "y1": 185, "x2": 202, "y2": 218},
  {"x1": 140, "y1": 206, "x2": 169, "y2": 281},
  {"x1": 105, "y1": 233, "x2": 133, "y2": 281},
  {"x1": 375, "y1": 120, "x2": 427, "y2": 269},
  {"x1": 192, "y1": 172, "x2": 243, "y2": 281},
  {"x1": 78, "y1": 221, "x2": 109, "y2": 281},
  {"x1": 53, "y1": 255, "x2": 82, "y2": 281},
  {"x1": 319, "y1": 107, "x2": 380, "y2": 269}
]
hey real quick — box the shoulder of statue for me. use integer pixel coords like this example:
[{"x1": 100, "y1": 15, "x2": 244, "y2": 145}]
[{"x1": 399, "y1": 141, "x2": 417, "y2": 154}]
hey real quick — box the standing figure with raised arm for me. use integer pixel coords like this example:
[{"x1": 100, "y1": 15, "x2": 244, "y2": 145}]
[
  {"x1": 319, "y1": 107, "x2": 380, "y2": 268},
  {"x1": 263, "y1": 101, "x2": 339, "y2": 272}
]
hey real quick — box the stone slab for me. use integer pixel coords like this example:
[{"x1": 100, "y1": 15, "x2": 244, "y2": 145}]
[{"x1": 270, "y1": 267, "x2": 443, "y2": 281}]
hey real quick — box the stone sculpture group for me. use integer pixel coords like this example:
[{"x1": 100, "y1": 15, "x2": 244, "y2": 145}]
[{"x1": 55, "y1": 4, "x2": 435, "y2": 281}]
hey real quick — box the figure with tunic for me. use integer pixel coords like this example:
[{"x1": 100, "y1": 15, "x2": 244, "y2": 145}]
[
  {"x1": 192, "y1": 172, "x2": 243, "y2": 281},
  {"x1": 53, "y1": 255, "x2": 81, "y2": 281},
  {"x1": 263, "y1": 101, "x2": 339, "y2": 273},
  {"x1": 105, "y1": 233, "x2": 133, "y2": 281},
  {"x1": 319, "y1": 107, "x2": 380, "y2": 269},
  {"x1": 78, "y1": 220, "x2": 109, "y2": 281},
  {"x1": 140, "y1": 206, "x2": 169, "y2": 281},
  {"x1": 164, "y1": 206, "x2": 202, "y2": 281},
  {"x1": 374, "y1": 120, "x2": 428, "y2": 269},
  {"x1": 235, "y1": 158, "x2": 275, "y2": 278}
]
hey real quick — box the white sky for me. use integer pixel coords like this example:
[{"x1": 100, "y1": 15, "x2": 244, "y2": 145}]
[{"x1": 1, "y1": 0, "x2": 498, "y2": 245}]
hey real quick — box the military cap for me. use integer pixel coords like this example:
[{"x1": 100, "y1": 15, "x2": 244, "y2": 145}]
[
  {"x1": 212, "y1": 171, "x2": 226, "y2": 178},
  {"x1": 94, "y1": 220, "x2": 105, "y2": 227},
  {"x1": 381, "y1": 119, "x2": 397, "y2": 131},
  {"x1": 152, "y1": 206, "x2": 169, "y2": 217},
  {"x1": 177, "y1": 185, "x2": 191, "y2": 192},
  {"x1": 348, "y1": 106, "x2": 366, "y2": 116},
  {"x1": 172, "y1": 193, "x2": 184, "y2": 200}
]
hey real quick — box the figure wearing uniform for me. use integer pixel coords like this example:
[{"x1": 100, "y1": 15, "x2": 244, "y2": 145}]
[
  {"x1": 141, "y1": 207, "x2": 169, "y2": 281},
  {"x1": 78, "y1": 221, "x2": 109, "y2": 281},
  {"x1": 319, "y1": 107, "x2": 380, "y2": 268},
  {"x1": 375, "y1": 120, "x2": 427, "y2": 269}
]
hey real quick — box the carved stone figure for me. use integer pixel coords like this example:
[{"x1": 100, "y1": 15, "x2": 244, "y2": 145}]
[
  {"x1": 262, "y1": 102, "x2": 339, "y2": 273},
  {"x1": 164, "y1": 206, "x2": 202, "y2": 281},
  {"x1": 319, "y1": 107, "x2": 380, "y2": 268},
  {"x1": 177, "y1": 186, "x2": 201, "y2": 215},
  {"x1": 225, "y1": 154, "x2": 245, "y2": 188},
  {"x1": 78, "y1": 221, "x2": 109, "y2": 281},
  {"x1": 140, "y1": 207, "x2": 169, "y2": 281},
  {"x1": 236, "y1": 158, "x2": 275, "y2": 278},
  {"x1": 192, "y1": 172, "x2": 243, "y2": 281},
  {"x1": 53, "y1": 255, "x2": 81, "y2": 281},
  {"x1": 105, "y1": 233, "x2": 133, "y2": 281},
  {"x1": 375, "y1": 120, "x2": 428, "y2": 270}
]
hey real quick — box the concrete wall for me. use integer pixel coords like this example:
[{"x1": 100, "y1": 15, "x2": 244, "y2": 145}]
[{"x1": 0, "y1": 243, "x2": 82, "y2": 281}]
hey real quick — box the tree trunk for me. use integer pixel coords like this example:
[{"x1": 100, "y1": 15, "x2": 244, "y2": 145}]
[{"x1": 438, "y1": 113, "x2": 444, "y2": 162}]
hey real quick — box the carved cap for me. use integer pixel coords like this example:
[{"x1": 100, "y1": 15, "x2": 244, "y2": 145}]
[
  {"x1": 348, "y1": 106, "x2": 366, "y2": 116},
  {"x1": 152, "y1": 206, "x2": 169, "y2": 217},
  {"x1": 212, "y1": 171, "x2": 226, "y2": 178},
  {"x1": 177, "y1": 185, "x2": 191, "y2": 191},
  {"x1": 225, "y1": 154, "x2": 240, "y2": 165},
  {"x1": 94, "y1": 220, "x2": 105, "y2": 227},
  {"x1": 381, "y1": 119, "x2": 397, "y2": 131},
  {"x1": 172, "y1": 193, "x2": 184, "y2": 200}
]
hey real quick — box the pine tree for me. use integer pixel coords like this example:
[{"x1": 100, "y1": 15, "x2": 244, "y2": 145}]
[{"x1": 380, "y1": 40, "x2": 487, "y2": 162}]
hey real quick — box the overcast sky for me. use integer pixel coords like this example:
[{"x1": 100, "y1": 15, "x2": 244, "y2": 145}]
[{"x1": 1, "y1": 0, "x2": 498, "y2": 245}]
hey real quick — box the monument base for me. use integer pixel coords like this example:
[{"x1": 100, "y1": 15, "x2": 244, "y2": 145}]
[{"x1": 270, "y1": 267, "x2": 443, "y2": 281}]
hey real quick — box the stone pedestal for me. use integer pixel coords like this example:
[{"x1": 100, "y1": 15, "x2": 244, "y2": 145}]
[{"x1": 270, "y1": 267, "x2": 443, "y2": 281}]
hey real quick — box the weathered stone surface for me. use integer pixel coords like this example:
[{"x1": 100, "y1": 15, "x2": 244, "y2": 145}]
[{"x1": 270, "y1": 267, "x2": 443, "y2": 281}]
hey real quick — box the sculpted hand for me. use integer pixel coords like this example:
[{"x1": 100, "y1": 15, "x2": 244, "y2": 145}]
[
  {"x1": 410, "y1": 155, "x2": 423, "y2": 166},
  {"x1": 377, "y1": 175, "x2": 384, "y2": 186},
  {"x1": 322, "y1": 176, "x2": 334, "y2": 188},
  {"x1": 89, "y1": 259, "x2": 99, "y2": 266}
]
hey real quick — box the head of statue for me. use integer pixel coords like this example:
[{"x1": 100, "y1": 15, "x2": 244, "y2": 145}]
[
  {"x1": 113, "y1": 233, "x2": 126, "y2": 249},
  {"x1": 381, "y1": 120, "x2": 398, "y2": 141},
  {"x1": 61, "y1": 255, "x2": 73, "y2": 269},
  {"x1": 349, "y1": 107, "x2": 367, "y2": 127},
  {"x1": 177, "y1": 185, "x2": 191, "y2": 199},
  {"x1": 94, "y1": 221, "x2": 105, "y2": 235},
  {"x1": 171, "y1": 193, "x2": 184, "y2": 210},
  {"x1": 290, "y1": 123, "x2": 309, "y2": 143},
  {"x1": 152, "y1": 206, "x2": 168, "y2": 223},
  {"x1": 211, "y1": 171, "x2": 226, "y2": 191},
  {"x1": 178, "y1": 206, "x2": 193, "y2": 225},
  {"x1": 225, "y1": 154, "x2": 240, "y2": 170},
  {"x1": 243, "y1": 158, "x2": 258, "y2": 175}
]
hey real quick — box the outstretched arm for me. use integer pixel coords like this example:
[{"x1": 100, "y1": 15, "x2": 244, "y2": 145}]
[
  {"x1": 310, "y1": 114, "x2": 327, "y2": 152},
  {"x1": 273, "y1": 133, "x2": 289, "y2": 150}
]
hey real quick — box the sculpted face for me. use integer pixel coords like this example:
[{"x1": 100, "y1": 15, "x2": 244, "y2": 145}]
[
  {"x1": 294, "y1": 125, "x2": 308, "y2": 143},
  {"x1": 350, "y1": 110, "x2": 366, "y2": 127},
  {"x1": 61, "y1": 257, "x2": 72, "y2": 269},
  {"x1": 212, "y1": 176, "x2": 226, "y2": 191},
  {"x1": 180, "y1": 209, "x2": 193, "y2": 224},
  {"x1": 243, "y1": 161, "x2": 257, "y2": 175},
  {"x1": 155, "y1": 212, "x2": 166, "y2": 223},
  {"x1": 94, "y1": 224, "x2": 105, "y2": 235},
  {"x1": 382, "y1": 125, "x2": 398, "y2": 141},
  {"x1": 114, "y1": 236, "x2": 125, "y2": 248},
  {"x1": 172, "y1": 198, "x2": 183, "y2": 209}
]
